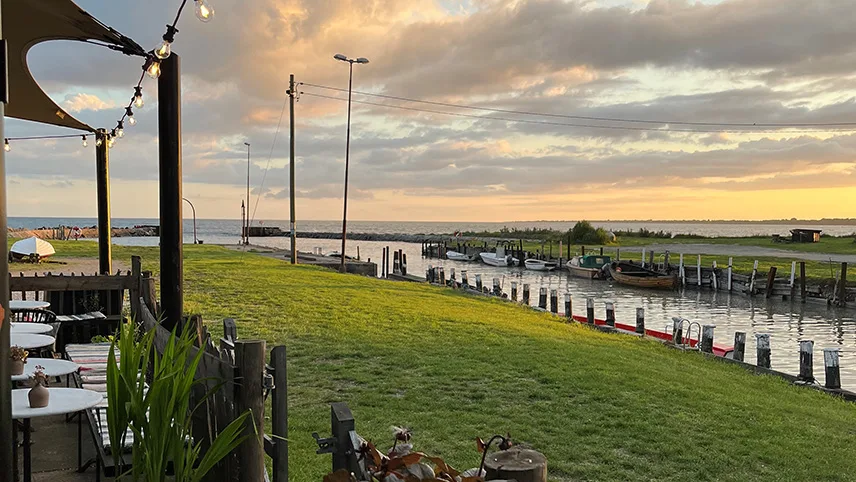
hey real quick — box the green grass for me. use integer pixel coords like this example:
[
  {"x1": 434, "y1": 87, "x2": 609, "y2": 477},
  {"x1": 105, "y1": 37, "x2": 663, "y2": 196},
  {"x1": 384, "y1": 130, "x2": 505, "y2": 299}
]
[
  {"x1": 616, "y1": 234, "x2": 856, "y2": 255},
  {"x1": 21, "y1": 240, "x2": 856, "y2": 480}
]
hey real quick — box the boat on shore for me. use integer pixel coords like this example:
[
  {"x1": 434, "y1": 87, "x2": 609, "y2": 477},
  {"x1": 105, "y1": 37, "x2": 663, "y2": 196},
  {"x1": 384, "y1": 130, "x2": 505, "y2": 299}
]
[
  {"x1": 524, "y1": 259, "x2": 557, "y2": 271},
  {"x1": 608, "y1": 261, "x2": 677, "y2": 289},
  {"x1": 566, "y1": 255, "x2": 611, "y2": 279},
  {"x1": 446, "y1": 250, "x2": 479, "y2": 262}
]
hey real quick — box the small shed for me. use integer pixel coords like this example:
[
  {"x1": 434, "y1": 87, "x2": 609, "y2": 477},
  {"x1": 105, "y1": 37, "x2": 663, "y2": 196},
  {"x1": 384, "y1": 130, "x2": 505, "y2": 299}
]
[{"x1": 790, "y1": 228, "x2": 822, "y2": 243}]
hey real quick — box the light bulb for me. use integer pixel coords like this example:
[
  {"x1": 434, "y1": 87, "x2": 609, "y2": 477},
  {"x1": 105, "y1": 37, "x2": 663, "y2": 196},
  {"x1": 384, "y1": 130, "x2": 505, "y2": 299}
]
[
  {"x1": 82, "y1": 135, "x2": 88, "y2": 147},
  {"x1": 107, "y1": 137, "x2": 115, "y2": 148},
  {"x1": 4, "y1": 139, "x2": 9, "y2": 152},
  {"x1": 96, "y1": 137, "x2": 103, "y2": 147},
  {"x1": 154, "y1": 39, "x2": 171, "y2": 60},
  {"x1": 133, "y1": 87, "x2": 144, "y2": 108},
  {"x1": 195, "y1": 0, "x2": 214, "y2": 22},
  {"x1": 145, "y1": 59, "x2": 161, "y2": 79},
  {"x1": 128, "y1": 114, "x2": 137, "y2": 126}
]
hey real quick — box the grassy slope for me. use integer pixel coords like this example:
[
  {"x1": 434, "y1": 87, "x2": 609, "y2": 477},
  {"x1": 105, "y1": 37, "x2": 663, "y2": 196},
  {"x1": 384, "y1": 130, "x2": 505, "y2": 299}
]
[
  {"x1": 616, "y1": 234, "x2": 856, "y2": 255},
  {"x1": 40, "y1": 241, "x2": 856, "y2": 481}
]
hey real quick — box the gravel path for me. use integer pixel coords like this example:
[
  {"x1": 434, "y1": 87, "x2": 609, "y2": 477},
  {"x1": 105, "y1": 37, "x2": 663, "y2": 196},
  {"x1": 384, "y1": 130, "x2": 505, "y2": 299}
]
[{"x1": 620, "y1": 243, "x2": 856, "y2": 262}]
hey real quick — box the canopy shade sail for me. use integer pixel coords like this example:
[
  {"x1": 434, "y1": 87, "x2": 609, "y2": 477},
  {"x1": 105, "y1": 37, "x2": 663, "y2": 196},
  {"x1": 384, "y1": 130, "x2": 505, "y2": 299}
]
[{"x1": 2, "y1": 0, "x2": 146, "y2": 132}]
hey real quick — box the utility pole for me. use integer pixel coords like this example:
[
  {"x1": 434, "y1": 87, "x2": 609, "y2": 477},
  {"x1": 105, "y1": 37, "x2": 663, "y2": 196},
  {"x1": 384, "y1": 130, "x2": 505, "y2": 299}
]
[
  {"x1": 241, "y1": 200, "x2": 246, "y2": 244},
  {"x1": 288, "y1": 74, "x2": 297, "y2": 264},
  {"x1": 244, "y1": 142, "x2": 250, "y2": 245}
]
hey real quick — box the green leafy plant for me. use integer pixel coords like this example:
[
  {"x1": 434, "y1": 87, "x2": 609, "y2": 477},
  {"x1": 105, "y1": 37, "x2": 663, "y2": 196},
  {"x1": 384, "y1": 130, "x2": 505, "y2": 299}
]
[{"x1": 106, "y1": 320, "x2": 250, "y2": 482}]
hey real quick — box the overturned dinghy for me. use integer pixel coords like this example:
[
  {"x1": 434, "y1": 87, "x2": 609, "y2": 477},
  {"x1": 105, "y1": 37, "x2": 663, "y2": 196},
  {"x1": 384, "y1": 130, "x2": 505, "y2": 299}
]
[{"x1": 10, "y1": 236, "x2": 55, "y2": 261}]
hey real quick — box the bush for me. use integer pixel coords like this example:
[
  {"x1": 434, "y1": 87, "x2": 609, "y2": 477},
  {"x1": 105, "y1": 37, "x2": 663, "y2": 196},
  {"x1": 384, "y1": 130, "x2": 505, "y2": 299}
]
[{"x1": 568, "y1": 221, "x2": 609, "y2": 244}]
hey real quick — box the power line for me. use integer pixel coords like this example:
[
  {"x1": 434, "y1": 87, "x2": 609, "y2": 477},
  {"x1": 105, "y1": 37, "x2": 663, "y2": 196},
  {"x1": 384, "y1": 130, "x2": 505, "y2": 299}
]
[
  {"x1": 300, "y1": 82, "x2": 856, "y2": 129},
  {"x1": 249, "y1": 90, "x2": 290, "y2": 226},
  {"x1": 299, "y1": 91, "x2": 856, "y2": 135}
]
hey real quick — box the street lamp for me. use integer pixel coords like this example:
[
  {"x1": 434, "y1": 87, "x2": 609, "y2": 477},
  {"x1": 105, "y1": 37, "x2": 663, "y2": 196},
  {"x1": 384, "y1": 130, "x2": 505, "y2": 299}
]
[
  {"x1": 183, "y1": 197, "x2": 198, "y2": 244},
  {"x1": 333, "y1": 53, "x2": 369, "y2": 272},
  {"x1": 244, "y1": 142, "x2": 250, "y2": 245}
]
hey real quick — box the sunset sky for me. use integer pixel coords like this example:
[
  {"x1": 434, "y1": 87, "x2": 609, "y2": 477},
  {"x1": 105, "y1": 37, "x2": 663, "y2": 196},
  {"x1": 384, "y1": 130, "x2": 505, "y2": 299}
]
[{"x1": 5, "y1": 0, "x2": 856, "y2": 221}]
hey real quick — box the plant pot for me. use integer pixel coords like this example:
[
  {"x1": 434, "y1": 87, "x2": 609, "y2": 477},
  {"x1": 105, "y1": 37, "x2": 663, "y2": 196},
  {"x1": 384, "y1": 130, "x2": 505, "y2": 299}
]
[
  {"x1": 28, "y1": 383, "x2": 49, "y2": 408},
  {"x1": 10, "y1": 360, "x2": 24, "y2": 376}
]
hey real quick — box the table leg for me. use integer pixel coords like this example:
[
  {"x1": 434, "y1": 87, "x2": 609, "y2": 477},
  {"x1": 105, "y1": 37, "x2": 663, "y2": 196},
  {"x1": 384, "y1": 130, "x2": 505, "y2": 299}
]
[
  {"x1": 13, "y1": 417, "x2": 19, "y2": 482},
  {"x1": 23, "y1": 418, "x2": 31, "y2": 482}
]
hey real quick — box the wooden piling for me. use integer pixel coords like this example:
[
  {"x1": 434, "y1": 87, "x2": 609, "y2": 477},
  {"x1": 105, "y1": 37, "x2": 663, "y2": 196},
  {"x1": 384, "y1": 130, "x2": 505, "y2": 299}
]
[
  {"x1": 511, "y1": 281, "x2": 518, "y2": 301},
  {"x1": 270, "y1": 346, "x2": 289, "y2": 482},
  {"x1": 616, "y1": 248, "x2": 620, "y2": 260},
  {"x1": 600, "y1": 247, "x2": 604, "y2": 256},
  {"x1": 538, "y1": 287, "x2": 548, "y2": 309},
  {"x1": 711, "y1": 261, "x2": 718, "y2": 290},
  {"x1": 641, "y1": 248, "x2": 646, "y2": 268},
  {"x1": 749, "y1": 260, "x2": 759, "y2": 294},
  {"x1": 461, "y1": 269, "x2": 469, "y2": 288},
  {"x1": 523, "y1": 283, "x2": 530, "y2": 304},
  {"x1": 550, "y1": 289, "x2": 558, "y2": 313},
  {"x1": 700, "y1": 325, "x2": 715, "y2": 353},
  {"x1": 727, "y1": 257, "x2": 733, "y2": 291},
  {"x1": 800, "y1": 261, "x2": 806, "y2": 302},
  {"x1": 581, "y1": 245, "x2": 586, "y2": 256},
  {"x1": 493, "y1": 278, "x2": 502, "y2": 296},
  {"x1": 380, "y1": 247, "x2": 386, "y2": 277},
  {"x1": 648, "y1": 250, "x2": 655, "y2": 269},
  {"x1": 765, "y1": 266, "x2": 777, "y2": 298},
  {"x1": 438, "y1": 267, "x2": 446, "y2": 286},
  {"x1": 679, "y1": 253, "x2": 685, "y2": 286},
  {"x1": 449, "y1": 268, "x2": 456, "y2": 284},
  {"x1": 635, "y1": 308, "x2": 645, "y2": 335},
  {"x1": 696, "y1": 255, "x2": 702, "y2": 287},
  {"x1": 789, "y1": 261, "x2": 796, "y2": 291},
  {"x1": 393, "y1": 250, "x2": 400, "y2": 274},
  {"x1": 798, "y1": 340, "x2": 814, "y2": 382},
  {"x1": 755, "y1": 334, "x2": 771, "y2": 369},
  {"x1": 838, "y1": 262, "x2": 848, "y2": 306},
  {"x1": 823, "y1": 348, "x2": 841, "y2": 389},
  {"x1": 663, "y1": 251, "x2": 670, "y2": 271},
  {"x1": 604, "y1": 301, "x2": 615, "y2": 327},
  {"x1": 733, "y1": 332, "x2": 746, "y2": 362},
  {"x1": 672, "y1": 318, "x2": 683, "y2": 345},
  {"x1": 564, "y1": 293, "x2": 572, "y2": 320},
  {"x1": 401, "y1": 253, "x2": 407, "y2": 275},
  {"x1": 475, "y1": 274, "x2": 483, "y2": 291},
  {"x1": 586, "y1": 298, "x2": 594, "y2": 324}
]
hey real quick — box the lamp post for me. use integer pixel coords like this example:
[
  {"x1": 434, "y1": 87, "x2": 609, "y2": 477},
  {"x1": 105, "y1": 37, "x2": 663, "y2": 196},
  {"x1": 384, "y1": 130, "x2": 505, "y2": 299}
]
[
  {"x1": 183, "y1": 197, "x2": 198, "y2": 244},
  {"x1": 244, "y1": 142, "x2": 250, "y2": 245},
  {"x1": 333, "y1": 53, "x2": 369, "y2": 272}
]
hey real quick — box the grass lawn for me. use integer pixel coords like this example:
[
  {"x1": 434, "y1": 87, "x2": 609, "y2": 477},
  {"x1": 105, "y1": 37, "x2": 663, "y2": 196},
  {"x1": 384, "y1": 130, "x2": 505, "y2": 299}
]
[
  {"x1": 616, "y1": 234, "x2": 856, "y2": 255},
  {"x1": 24, "y1": 240, "x2": 856, "y2": 481}
]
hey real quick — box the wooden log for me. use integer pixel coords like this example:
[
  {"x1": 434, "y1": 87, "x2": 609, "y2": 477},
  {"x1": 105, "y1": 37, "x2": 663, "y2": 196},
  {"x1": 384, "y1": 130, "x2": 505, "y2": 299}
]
[
  {"x1": 549, "y1": 289, "x2": 558, "y2": 314},
  {"x1": 586, "y1": 298, "x2": 594, "y2": 324},
  {"x1": 823, "y1": 348, "x2": 841, "y2": 389},
  {"x1": 235, "y1": 340, "x2": 267, "y2": 482},
  {"x1": 511, "y1": 282, "x2": 518, "y2": 301},
  {"x1": 798, "y1": 340, "x2": 814, "y2": 382},
  {"x1": 755, "y1": 334, "x2": 771, "y2": 369},
  {"x1": 538, "y1": 287, "x2": 547, "y2": 310},
  {"x1": 800, "y1": 262, "x2": 807, "y2": 302},
  {"x1": 564, "y1": 293, "x2": 572, "y2": 320},
  {"x1": 522, "y1": 283, "x2": 530, "y2": 305},
  {"x1": 700, "y1": 325, "x2": 714, "y2": 353},
  {"x1": 604, "y1": 301, "x2": 615, "y2": 327},
  {"x1": 484, "y1": 448, "x2": 547, "y2": 482},
  {"x1": 635, "y1": 308, "x2": 645, "y2": 335},
  {"x1": 765, "y1": 266, "x2": 778, "y2": 298},
  {"x1": 733, "y1": 332, "x2": 746, "y2": 362}
]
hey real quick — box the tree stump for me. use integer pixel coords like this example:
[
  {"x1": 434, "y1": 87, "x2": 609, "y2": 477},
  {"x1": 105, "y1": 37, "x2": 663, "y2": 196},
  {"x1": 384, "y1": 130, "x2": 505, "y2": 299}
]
[{"x1": 484, "y1": 448, "x2": 547, "y2": 482}]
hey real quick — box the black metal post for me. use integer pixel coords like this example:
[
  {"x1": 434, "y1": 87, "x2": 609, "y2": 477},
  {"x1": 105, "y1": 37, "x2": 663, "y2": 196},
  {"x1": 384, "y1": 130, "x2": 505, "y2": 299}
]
[
  {"x1": 158, "y1": 53, "x2": 183, "y2": 330},
  {"x1": 0, "y1": 6, "x2": 12, "y2": 474},
  {"x1": 340, "y1": 62, "x2": 354, "y2": 272},
  {"x1": 96, "y1": 130, "x2": 111, "y2": 273},
  {"x1": 288, "y1": 74, "x2": 297, "y2": 264}
]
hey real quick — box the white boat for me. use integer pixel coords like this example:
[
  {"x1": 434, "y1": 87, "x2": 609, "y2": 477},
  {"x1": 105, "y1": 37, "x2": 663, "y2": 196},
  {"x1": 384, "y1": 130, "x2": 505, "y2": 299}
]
[
  {"x1": 10, "y1": 237, "x2": 55, "y2": 260},
  {"x1": 446, "y1": 250, "x2": 478, "y2": 262},
  {"x1": 480, "y1": 246, "x2": 514, "y2": 267},
  {"x1": 524, "y1": 259, "x2": 557, "y2": 271}
]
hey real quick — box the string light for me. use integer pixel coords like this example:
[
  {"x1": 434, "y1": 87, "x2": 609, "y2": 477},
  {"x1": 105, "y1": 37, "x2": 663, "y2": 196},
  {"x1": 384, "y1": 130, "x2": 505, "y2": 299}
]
[
  {"x1": 144, "y1": 57, "x2": 161, "y2": 79},
  {"x1": 195, "y1": 0, "x2": 214, "y2": 22},
  {"x1": 96, "y1": 136, "x2": 103, "y2": 147},
  {"x1": 125, "y1": 107, "x2": 136, "y2": 126},
  {"x1": 4, "y1": 139, "x2": 9, "y2": 152},
  {"x1": 133, "y1": 86, "x2": 144, "y2": 108},
  {"x1": 82, "y1": 135, "x2": 88, "y2": 147},
  {"x1": 116, "y1": 121, "x2": 125, "y2": 138},
  {"x1": 155, "y1": 25, "x2": 177, "y2": 60},
  {"x1": 107, "y1": 132, "x2": 115, "y2": 148}
]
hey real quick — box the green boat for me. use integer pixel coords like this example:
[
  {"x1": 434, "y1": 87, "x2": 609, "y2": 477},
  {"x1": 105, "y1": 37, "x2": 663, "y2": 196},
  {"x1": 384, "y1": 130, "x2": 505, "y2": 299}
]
[{"x1": 566, "y1": 255, "x2": 611, "y2": 279}]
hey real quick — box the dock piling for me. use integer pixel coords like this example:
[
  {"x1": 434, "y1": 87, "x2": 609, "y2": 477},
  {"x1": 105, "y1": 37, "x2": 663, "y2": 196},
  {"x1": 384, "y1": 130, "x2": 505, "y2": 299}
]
[
  {"x1": 538, "y1": 287, "x2": 548, "y2": 309},
  {"x1": 700, "y1": 325, "x2": 715, "y2": 353},
  {"x1": 837, "y1": 262, "x2": 848, "y2": 306},
  {"x1": 711, "y1": 261, "x2": 718, "y2": 290},
  {"x1": 449, "y1": 268, "x2": 456, "y2": 285},
  {"x1": 461, "y1": 270, "x2": 469, "y2": 288},
  {"x1": 564, "y1": 293, "x2": 572, "y2": 320},
  {"x1": 679, "y1": 253, "x2": 685, "y2": 286},
  {"x1": 733, "y1": 332, "x2": 746, "y2": 362},
  {"x1": 635, "y1": 308, "x2": 645, "y2": 335},
  {"x1": 586, "y1": 298, "x2": 594, "y2": 324},
  {"x1": 401, "y1": 253, "x2": 407, "y2": 275},
  {"x1": 493, "y1": 278, "x2": 502, "y2": 296},
  {"x1": 823, "y1": 348, "x2": 841, "y2": 389},
  {"x1": 511, "y1": 281, "x2": 518, "y2": 301},
  {"x1": 641, "y1": 248, "x2": 646, "y2": 268},
  {"x1": 672, "y1": 318, "x2": 683, "y2": 346},
  {"x1": 756, "y1": 334, "x2": 771, "y2": 369},
  {"x1": 799, "y1": 262, "x2": 806, "y2": 302},
  {"x1": 438, "y1": 267, "x2": 446, "y2": 286},
  {"x1": 605, "y1": 301, "x2": 615, "y2": 327},
  {"x1": 475, "y1": 274, "x2": 483, "y2": 291},
  {"x1": 550, "y1": 289, "x2": 558, "y2": 314},
  {"x1": 799, "y1": 340, "x2": 814, "y2": 382},
  {"x1": 727, "y1": 257, "x2": 733, "y2": 291},
  {"x1": 696, "y1": 255, "x2": 702, "y2": 287},
  {"x1": 749, "y1": 260, "x2": 759, "y2": 294},
  {"x1": 765, "y1": 266, "x2": 777, "y2": 298},
  {"x1": 523, "y1": 284, "x2": 530, "y2": 305}
]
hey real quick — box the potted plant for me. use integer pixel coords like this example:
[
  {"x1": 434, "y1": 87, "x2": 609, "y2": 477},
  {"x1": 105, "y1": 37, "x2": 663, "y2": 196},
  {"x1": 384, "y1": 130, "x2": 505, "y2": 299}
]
[
  {"x1": 10, "y1": 345, "x2": 27, "y2": 376},
  {"x1": 28, "y1": 365, "x2": 49, "y2": 408}
]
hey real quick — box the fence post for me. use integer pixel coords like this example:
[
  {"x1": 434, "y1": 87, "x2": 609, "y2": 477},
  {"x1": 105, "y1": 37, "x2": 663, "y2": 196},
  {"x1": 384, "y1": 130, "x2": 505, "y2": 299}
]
[
  {"x1": 727, "y1": 257, "x2": 733, "y2": 291},
  {"x1": 538, "y1": 287, "x2": 547, "y2": 309},
  {"x1": 141, "y1": 270, "x2": 158, "y2": 316},
  {"x1": 823, "y1": 348, "x2": 841, "y2": 390},
  {"x1": 635, "y1": 308, "x2": 645, "y2": 335},
  {"x1": 522, "y1": 284, "x2": 530, "y2": 305},
  {"x1": 330, "y1": 403, "x2": 359, "y2": 473},
  {"x1": 234, "y1": 340, "x2": 266, "y2": 482},
  {"x1": 733, "y1": 332, "x2": 746, "y2": 362},
  {"x1": 270, "y1": 346, "x2": 288, "y2": 482},
  {"x1": 798, "y1": 340, "x2": 814, "y2": 382},
  {"x1": 586, "y1": 298, "x2": 594, "y2": 324},
  {"x1": 604, "y1": 301, "x2": 615, "y2": 327},
  {"x1": 564, "y1": 293, "x2": 572, "y2": 320},
  {"x1": 755, "y1": 334, "x2": 771, "y2": 369},
  {"x1": 511, "y1": 282, "x2": 518, "y2": 301},
  {"x1": 130, "y1": 256, "x2": 142, "y2": 321},
  {"x1": 672, "y1": 318, "x2": 683, "y2": 345},
  {"x1": 550, "y1": 289, "x2": 558, "y2": 314},
  {"x1": 700, "y1": 325, "x2": 715, "y2": 353}
]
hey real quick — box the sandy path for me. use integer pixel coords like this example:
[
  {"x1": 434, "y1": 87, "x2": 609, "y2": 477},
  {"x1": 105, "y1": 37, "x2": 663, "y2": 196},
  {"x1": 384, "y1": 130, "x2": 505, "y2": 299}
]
[
  {"x1": 619, "y1": 243, "x2": 856, "y2": 262},
  {"x1": 9, "y1": 257, "x2": 130, "y2": 276}
]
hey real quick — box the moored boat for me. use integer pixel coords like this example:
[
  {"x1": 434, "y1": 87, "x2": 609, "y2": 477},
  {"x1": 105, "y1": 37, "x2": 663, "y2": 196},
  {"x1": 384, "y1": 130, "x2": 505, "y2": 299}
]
[
  {"x1": 446, "y1": 250, "x2": 479, "y2": 262},
  {"x1": 480, "y1": 246, "x2": 514, "y2": 267},
  {"x1": 566, "y1": 255, "x2": 611, "y2": 279},
  {"x1": 608, "y1": 261, "x2": 677, "y2": 289},
  {"x1": 524, "y1": 259, "x2": 557, "y2": 271}
]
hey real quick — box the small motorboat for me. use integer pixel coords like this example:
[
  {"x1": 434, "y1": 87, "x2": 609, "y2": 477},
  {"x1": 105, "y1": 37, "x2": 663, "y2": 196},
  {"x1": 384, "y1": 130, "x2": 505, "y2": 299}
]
[
  {"x1": 446, "y1": 250, "x2": 479, "y2": 262},
  {"x1": 608, "y1": 261, "x2": 677, "y2": 289},
  {"x1": 480, "y1": 246, "x2": 514, "y2": 267},
  {"x1": 10, "y1": 237, "x2": 55, "y2": 261},
  {"x1": 567, "y1": 255, "x2": 611, "y2": 279},
  {"x1": 524, "y1": 259, "x2": 557, "y2": 271}
]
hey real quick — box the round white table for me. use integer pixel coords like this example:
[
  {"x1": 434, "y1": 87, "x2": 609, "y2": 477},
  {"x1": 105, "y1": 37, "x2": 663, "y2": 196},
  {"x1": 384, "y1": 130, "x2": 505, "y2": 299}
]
[
  {"x1": 10, "y1": 334, "x2": 55, "y2": 350},
  {"x1": 12, "y1": 358, "x2": 79, "y2": 382},
  {"x1": 12, "y1": 388, "x2": 102, "y2": 482},
  {"x1": 9, "y1": 300, "x2": 51, "y2": 310},
  {"x1": 10, "y1": 322, "x2": 53, "y2": 334}
]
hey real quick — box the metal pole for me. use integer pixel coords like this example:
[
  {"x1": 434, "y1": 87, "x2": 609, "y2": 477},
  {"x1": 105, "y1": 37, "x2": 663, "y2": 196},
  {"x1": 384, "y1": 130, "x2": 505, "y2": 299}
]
[
  {"x1": 340, "y1": 62, "x2": 353, "y2": 272},
  {"x1": 95, "y1": 130, "x2": 112, "y2": 274},
  {"x1": 288, "y1": 74, "x2": 297, "y2": 264},
  {"x1": 245, "y1": 142, "x2": 250, "y2": 245},
  {"x1": 241, "y1": 200, "x2": 245, "y2": 244},
  {"x1": 0, "y1": 2, "x2": 13, "y2": 473},
  {"x1": 183, "y1": 198, "x2": 197, "y2": 244},
  {"x1": 158, "y1": 53, "x2": 183, "y2": 330}
]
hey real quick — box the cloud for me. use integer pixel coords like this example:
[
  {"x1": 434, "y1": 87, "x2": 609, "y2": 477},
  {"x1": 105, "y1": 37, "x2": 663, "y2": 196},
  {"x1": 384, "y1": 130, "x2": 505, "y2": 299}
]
[{"x1": 61, "y1": 93, "x2": 117, "y2": 113}]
